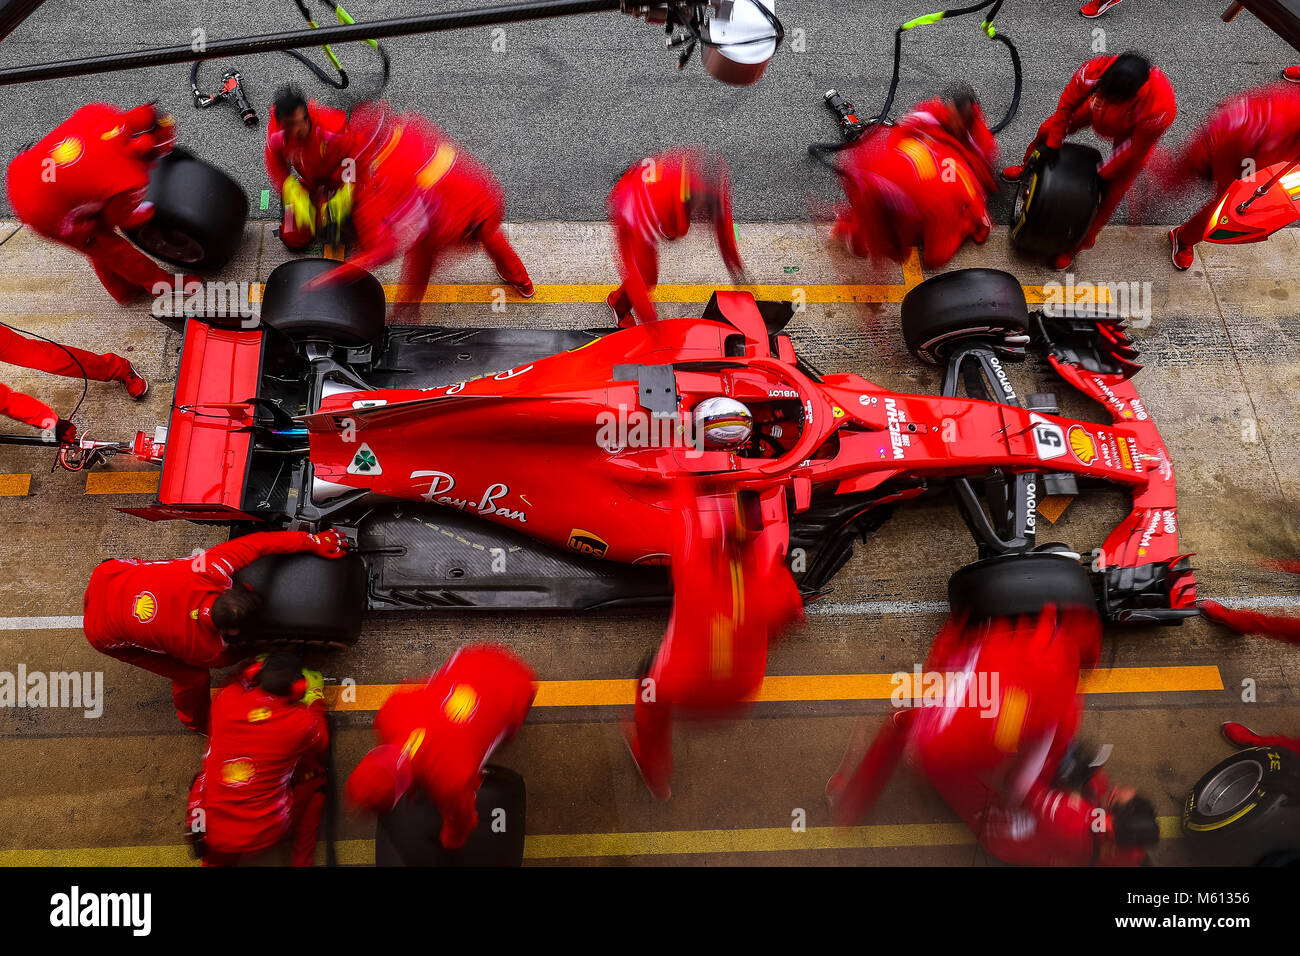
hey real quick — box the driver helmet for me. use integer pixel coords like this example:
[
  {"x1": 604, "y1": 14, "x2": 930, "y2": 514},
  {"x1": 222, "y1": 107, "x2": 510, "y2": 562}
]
[{"x1": 693, "y1": 396, "x2": 753, "y2": 449}]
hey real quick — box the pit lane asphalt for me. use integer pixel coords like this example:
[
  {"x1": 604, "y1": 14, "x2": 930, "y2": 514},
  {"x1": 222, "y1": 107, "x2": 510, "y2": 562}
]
[
  {"x1": 0, "y1": 0, "x2": 1296, "y2": 227},
  {"x1": 0, "y1": 219, "x2": 1298, "y2": 865}
]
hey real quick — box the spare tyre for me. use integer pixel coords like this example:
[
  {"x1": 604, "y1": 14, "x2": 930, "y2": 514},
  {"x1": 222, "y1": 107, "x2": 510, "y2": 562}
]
[
  {"x1": 128, "y1": 148, "x2": 248, "y2": 272},
  {"x1": 1183, "y1": 746, "x2": 1300, "y2": 865},
  {"x1": 901, "y1": 267, "x2": 1030, "y2": 365},
  {"x1": 261, "y1": 257, "x2": 386, "y2": 351},
  {"x1": 1009, "y1": 143, "x2": 1102, "y2": 259},
  {"x1": 233, "y1": 550, "x2": 367, "y2": 647},
  {"x1": 948, "y1": 551, "x2": 1098, "y2": 622}
]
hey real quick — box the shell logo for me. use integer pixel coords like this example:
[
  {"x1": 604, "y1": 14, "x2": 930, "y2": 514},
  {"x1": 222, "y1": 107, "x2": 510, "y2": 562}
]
[
  {"x1": 100, "y1": 124, "x2": 125, "y2": 141},
  {"x1": 442, "y1": 684, "x2": 479, "y2": 724},
  {"x1": 221, "y1": 758, "x2": 256, "y2": 787},
  {"x1": 132, "y1": 591, "x2": 158, "y2": 623},
  {"x1": 1068, "y1": 425, "x2": 1097, "y2": 465},
  {"x1": 247, "y1": 707, "x2": 272, "y2": 723},
  {"x1": 49, "y1": 137, "x2": 84, "y2": 166}
]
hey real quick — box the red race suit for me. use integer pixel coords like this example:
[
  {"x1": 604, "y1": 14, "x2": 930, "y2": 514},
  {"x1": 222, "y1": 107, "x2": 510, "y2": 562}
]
[
  {"x1": 82, "y1": 530, "x2": 343, "y2": 732},
  {"x1": 187, "y1": 668, "x2": 328, "y2": 866},
  {"x1": 830, "y1": 606, "x2": 1151, "y2": 866},
  {"x1": 1021, "y1": 55, "x2": 1176, "y2": 254},
  {"x1": 347, "y1": 644, "x2": 537, "y2": 850},
  {"x1": 834, "y1": 98, "x2": 998, "y2": 268},
  {"x1": 627, "y1": 483, "x2": 804, "y2": 799},
  {"x1": 606, "y1": 148, "x2": 743, "y2": 326},
  {"x1": 264, "y1": 100, "x2": 353, "y2": 249},
  {"x1": 6, "y1": 103, "x2": 182, "y2": 305},
  {"x1": 324, "y1": 105, "x2": 531, "y2": 307},
  {"x1": 0, "y1": 323, "x2": 134, "y2": 433}
]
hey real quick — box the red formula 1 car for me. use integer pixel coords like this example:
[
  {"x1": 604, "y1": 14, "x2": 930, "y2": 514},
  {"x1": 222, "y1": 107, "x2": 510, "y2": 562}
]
[{"x1": 77, "y1": 260, "x2": 1196, "y2": 639}]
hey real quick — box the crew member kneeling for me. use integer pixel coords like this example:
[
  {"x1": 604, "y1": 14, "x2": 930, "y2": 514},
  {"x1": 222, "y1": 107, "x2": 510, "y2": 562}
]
[
  {"x1": 265, "y1": 86, "x2": 354, "y2": 250},
  {"x1": 346, "y1": 644, "x2": 536, "y2": 850},
  {"x1": 187, "y1": 652, "x2": 329, "y2": 866},
  {"x1": 82, "y1": 529, "x2": 348, "y2": 733}
]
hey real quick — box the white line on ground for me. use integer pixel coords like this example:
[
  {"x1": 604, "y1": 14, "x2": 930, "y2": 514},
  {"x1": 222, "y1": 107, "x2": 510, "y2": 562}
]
[{"x1": 1, "y1": 594, "x2": 1298, "y2": 630}]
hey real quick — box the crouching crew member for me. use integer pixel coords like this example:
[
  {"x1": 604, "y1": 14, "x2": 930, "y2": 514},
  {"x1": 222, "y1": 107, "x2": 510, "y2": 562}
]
[
  {"x1": 1003, "y1": 52, "x2": 1176, "y2": 270},
  {"x1": 6, "y1": 103, "x2": 195, "y2": 305},
  {"x1": 187, "y1": 652, "x2": 329, "y2": 866},
  {"x1": 829, "y1": 605, "x2": 1160, "y2": 865},
  {"x1": 346, "y1": 644, "x2": 536, "y2": 850},
  {"x1": 316, "y1": 103, "x2": 533, "y2": 318},
  {"x1": 82, "y1": 529, "x2": 348, "y2": 733},
  {"x1": 264, "y1": 86, "x2": 355, "y2": 250},
  {"x1": 833, "y1": 84, "x2": 998, "y2": 269},
  {"x1": 605, "y1": 148, "x2": 744, "y2": 327}
]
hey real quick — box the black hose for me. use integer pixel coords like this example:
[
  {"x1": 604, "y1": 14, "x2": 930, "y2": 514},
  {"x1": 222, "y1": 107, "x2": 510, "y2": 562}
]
[
  {"x1": 0, "y1": 0, "x2": 623, "y2": 86},
  {"x1": 987, "y1": 30, "x2": 1021, "y2": 135}
]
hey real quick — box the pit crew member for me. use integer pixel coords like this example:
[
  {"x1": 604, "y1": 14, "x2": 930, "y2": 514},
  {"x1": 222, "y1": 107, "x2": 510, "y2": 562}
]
[
  {"x1": 315, "y1": 103, "x2": 533, "y2": 316},
  {"x1": 82, "y1": 530, "x2": 348, "y2": 733},
  {"x1": 1, "y1": 322, "x2": 147, "y2": 440},
  {"x1": 625, "y1": 474, "x2": 804, "y2": 800},
  {"x1": 605, "y1": 147, "x2": 744, "y2": 327},
  {"x1": 1162, "y1": 83, "x2": 1300, "y2": 269},
  {"x1": 1002, "y1": 52, "x2": 1176, "y2": 270},
  {"x1": 346, "y1": 644, "x2": 536, "y2": 850},
  {"x1": 828, "y1": 605, "x2": 1159, "y2": 865},
  {"x1": 832, "y1": 84, "x2": 998, "y2": 269},
  {"x1": 264, "y1": 86, "x2": 354, "y2": 250},
  {"x1": 187, "y1": 652, "x2": 329, "y2": 866},
  {"x1": 6, "y1": 103, "x2": 195, "y2": 305}
]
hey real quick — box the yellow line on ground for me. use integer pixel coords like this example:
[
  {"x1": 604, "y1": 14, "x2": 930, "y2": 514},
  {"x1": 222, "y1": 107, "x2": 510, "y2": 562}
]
[
  {"x1": 0, "y1": 474, "x2": 31, "y2": 496},
  {"x1": 84, "y1": 471, "x2": 160, "y2": 495},
  {"x1": 0, "y1": 817, "x2": 1183, "y2": 866},
  {"x1": 322, "y1": 666, "x2": 1222, "y2": 712}
]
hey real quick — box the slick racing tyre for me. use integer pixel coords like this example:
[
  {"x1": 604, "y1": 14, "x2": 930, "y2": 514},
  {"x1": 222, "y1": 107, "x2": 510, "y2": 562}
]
[
  {"x1": 1009, "y1": 143, "x2": 1102, "y2": 259},
  {"x1": 375, "y1": 765, "x2": 526, "y2": 866},
  {"x1": 1183, "y1": 746, "x2": 1300, "y2": 865},
  {"x1": 233, "y1": 550, "x2": 367, "y2": 647},
  {"x1": 948, "y1": 551, "x2": 1098, "y2": 622},
  {"x1": 901, "y1": 268, "x2": 1030, "y2": 364},
  {"x1": 261, "y1": 257, "x2": 386, "y2": 350},
  {"x1": 128, "y1": 148, "x2": 249, "y2": 272}
]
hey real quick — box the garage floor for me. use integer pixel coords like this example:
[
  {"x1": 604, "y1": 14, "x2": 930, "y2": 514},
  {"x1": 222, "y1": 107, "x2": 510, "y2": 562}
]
[{"x1": 1, "y1": 219, "x2": 1297, "y2": 865}]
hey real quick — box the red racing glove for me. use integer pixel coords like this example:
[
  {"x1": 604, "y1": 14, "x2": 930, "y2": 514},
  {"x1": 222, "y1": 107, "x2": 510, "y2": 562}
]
[{"x1": 309, "y1": 529, "x2": 349, "y2": 558}]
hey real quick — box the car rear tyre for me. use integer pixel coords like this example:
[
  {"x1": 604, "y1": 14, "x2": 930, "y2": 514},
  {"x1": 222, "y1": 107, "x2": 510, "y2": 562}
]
[
  {"x1": 1009, "y1": 143, "x2": 1102, "y2": 259},
  {"x1": 261, "y1": 257, "x2": 386, "y2": 351},
  {"x1": 128, "y1": 149, "x2": 248, "y2": 272},
  {"x1": 1183, "y1": 746, "x2": 1300, "y2": 865},
  {"x1": 948, "y1": 551, "x2": 1097, "y2": 621},
  {"x1": 901, "y1": 268, "x2": 1030, "y2": 365},
  {"x1": 233, "y1": 550, "x2": 367, "y2": 647}
]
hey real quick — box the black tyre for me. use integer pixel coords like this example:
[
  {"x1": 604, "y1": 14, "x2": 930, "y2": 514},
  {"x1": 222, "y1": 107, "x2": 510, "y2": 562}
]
[
  {"x1": 233, "y1": 551, "x2": 367, "y2": 647},
  {"x1": 1009, "y1": 143, "x2": 1102, "y2": 259},
  {"x1": 261, "y1": 257, "x2": 386, "y2": 350},
  {"x1": 900, "y1": 268, "x2": 1030, "y2": 365},
  {"x1": 948, "y1": 551, "x2": 1097, "y2": 621},
  {"x1": 128, "y1": 149, "x2": 248, "y2": 272},
  {"x1": 374, "y1": 765, "x2": 527, "y2": 867},
  {"x1": 1183, "y1": 746, "x2": 1300, "y2": 864}
]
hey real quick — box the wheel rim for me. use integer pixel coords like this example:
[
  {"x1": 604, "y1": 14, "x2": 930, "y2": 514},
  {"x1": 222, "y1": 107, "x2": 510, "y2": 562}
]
[
  {"x1": 134, "y1": 224, "x2": 205, "y2": 264},
  {"x1": 1200, "y1": 760, "x2": 1263, "y2": 816}
]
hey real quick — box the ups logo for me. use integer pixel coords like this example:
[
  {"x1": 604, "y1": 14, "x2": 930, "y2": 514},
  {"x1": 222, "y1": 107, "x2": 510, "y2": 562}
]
[{"x1": 567, "y1": 529, "x2": 608, "y2": 558}]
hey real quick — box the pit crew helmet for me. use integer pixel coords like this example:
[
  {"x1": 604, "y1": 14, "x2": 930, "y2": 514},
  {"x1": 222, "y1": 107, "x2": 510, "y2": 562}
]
[{"x1": 694, "y1": 396, "x2": 753, "y2": 449}]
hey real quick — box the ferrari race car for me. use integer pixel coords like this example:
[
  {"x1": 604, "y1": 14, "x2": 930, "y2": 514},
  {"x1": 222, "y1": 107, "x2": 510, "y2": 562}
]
[{"x1": 79, "y1": 260, "x2": 1196, "y2": 641}]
